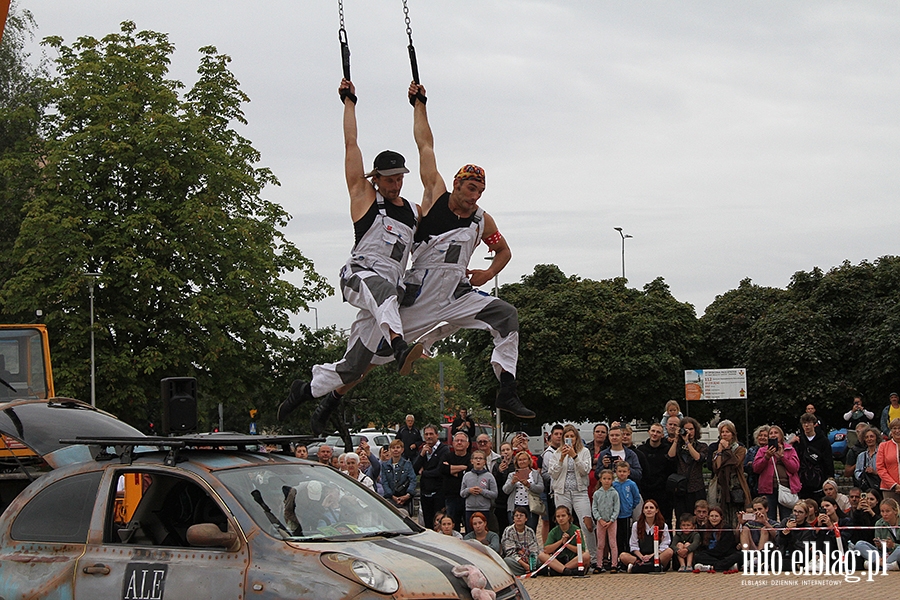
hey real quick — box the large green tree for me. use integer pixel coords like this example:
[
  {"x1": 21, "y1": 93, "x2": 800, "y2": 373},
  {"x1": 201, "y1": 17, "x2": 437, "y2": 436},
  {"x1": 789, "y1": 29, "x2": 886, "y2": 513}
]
[
  {"x1": 0, "y1": 2, "x2": 47, "y2": 291},
  {"x1": 453, "y1": 264, "x2": 704, "y2": 425},
  {"x1": 700, "y1": 257, "x2": 900, "y2": 430},
  {"x1": 0, "y1": 22, "x2": 330, "y2": 429}
]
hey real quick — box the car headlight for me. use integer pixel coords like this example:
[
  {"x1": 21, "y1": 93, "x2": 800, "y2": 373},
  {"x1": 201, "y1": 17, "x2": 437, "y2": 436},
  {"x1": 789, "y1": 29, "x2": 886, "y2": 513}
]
[{"x1": 321, "y1": 553, "x2": 399, "y2": 595}]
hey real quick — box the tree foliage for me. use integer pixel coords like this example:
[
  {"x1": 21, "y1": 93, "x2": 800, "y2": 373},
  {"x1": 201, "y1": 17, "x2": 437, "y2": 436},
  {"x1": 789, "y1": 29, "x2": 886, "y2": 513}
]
[
  {"x1": 0, "y1": 22, "x2": 331, "y2": 429},
  {"x1": 700, "y1": 257, "x2": 900, "y2": 430},
  {"x1": 0, "y1": 2, "x2": 47, "y2": 290},
  {"x1": 453, "y1": 264, "x2": 704, "y2": 426}
]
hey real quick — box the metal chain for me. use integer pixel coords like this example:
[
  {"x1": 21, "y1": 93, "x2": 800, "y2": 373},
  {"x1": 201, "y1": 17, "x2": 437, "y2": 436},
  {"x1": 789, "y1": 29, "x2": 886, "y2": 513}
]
[
  {"x1": 338, "y1": 0, "x2": 347, "y2": 42},
  {"x1": 403, "y1": 0, "x2": 414, "y2": 45}
]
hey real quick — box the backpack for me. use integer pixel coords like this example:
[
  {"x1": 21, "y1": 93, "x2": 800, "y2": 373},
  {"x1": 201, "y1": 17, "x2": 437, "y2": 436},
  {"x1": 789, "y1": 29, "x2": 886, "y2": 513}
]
[{"x1": 799, "y1": 445, "x2": 824, "y2": 491}]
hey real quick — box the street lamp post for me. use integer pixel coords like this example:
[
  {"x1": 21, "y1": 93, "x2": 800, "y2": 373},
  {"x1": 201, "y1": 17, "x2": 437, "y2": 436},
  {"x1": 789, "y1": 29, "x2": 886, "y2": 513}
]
[
  {"x1": 613, "y1": 227, "x2": 632, "y2": 279},
  {"x1": 86, "y1": 272, "x2": 101, "y2": 407}
]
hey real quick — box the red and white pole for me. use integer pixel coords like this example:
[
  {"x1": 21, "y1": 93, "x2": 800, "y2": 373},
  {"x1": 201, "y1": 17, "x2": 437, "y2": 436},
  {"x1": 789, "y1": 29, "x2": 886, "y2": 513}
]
[{"x1": 653, "y1": 525, "x2": 661, "y2": 572}]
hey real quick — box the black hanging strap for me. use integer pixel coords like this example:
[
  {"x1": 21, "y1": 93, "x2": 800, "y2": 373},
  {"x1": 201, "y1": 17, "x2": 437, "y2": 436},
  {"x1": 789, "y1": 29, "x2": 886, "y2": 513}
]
[
  {"x1": 338, "y1": 0, "x2": 357, "y2": 104},
  {"x1": 403, "y1": 0, "x2": 427, "y2": 106}
]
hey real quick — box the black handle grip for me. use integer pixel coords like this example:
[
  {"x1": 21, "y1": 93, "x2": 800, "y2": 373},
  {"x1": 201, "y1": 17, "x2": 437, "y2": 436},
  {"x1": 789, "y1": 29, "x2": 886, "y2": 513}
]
[{"x1": 341, "y1": 42, "x2": 351, "y2": 81}]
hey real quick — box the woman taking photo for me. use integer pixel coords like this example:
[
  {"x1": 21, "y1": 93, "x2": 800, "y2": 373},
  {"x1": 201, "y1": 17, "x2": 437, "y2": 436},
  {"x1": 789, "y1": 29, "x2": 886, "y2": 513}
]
[
  {"x1": 503, "y1": 450, "x2": 544, "y2": 531},
  {"x1": 753, "y1": 425, "x2": 801, "y2": 521},
  {"x1": 876, "y1": 419, "x2": 900, "y2": 504},
  {"x1": 548, "y1": 424, "x2": 595, "y2": 566},
  {"x1": 708, "y1": 420, "x2": 752, "y2": 524},
  {"x1": 852, "y1": 498, "x2": 900, "y2": 570},
  {"x1": 493, "y1": 442, "x2": 516, "y2": 531},
  {"x1": 667, "y1": 417, "x2": 709, "y2": 519},
  {"x1": 777, "y1": 501, "x2": 816, "y2": 563},
  {"x1": 816, "y1": 497, "x2": 851, "y2": 550}
]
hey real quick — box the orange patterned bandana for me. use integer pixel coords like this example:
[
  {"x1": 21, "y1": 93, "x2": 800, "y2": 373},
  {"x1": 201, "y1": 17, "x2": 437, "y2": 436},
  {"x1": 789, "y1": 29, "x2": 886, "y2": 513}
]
[{"x1": 454, "y1": 164, "x2": 486, "y2": 185}]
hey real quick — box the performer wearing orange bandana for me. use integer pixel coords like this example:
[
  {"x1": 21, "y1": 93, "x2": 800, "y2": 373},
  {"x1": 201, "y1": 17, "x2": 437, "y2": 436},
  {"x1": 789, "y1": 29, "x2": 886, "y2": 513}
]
[{"x1": 399, "y1": 82, "x2": 533, "y2": 420}]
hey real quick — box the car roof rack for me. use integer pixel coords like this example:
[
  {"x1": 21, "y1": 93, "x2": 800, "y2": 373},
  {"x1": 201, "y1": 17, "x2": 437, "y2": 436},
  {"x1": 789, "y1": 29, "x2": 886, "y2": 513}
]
[{"x1": 58, "y1": 434, "x2": 323, "y2": 466}]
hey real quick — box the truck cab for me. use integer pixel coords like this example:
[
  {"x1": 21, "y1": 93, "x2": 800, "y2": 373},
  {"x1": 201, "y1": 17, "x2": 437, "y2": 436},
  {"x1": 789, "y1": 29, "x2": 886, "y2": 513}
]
[{"x1": 0, "y1": 324, "x2": 54, "y2": 400}]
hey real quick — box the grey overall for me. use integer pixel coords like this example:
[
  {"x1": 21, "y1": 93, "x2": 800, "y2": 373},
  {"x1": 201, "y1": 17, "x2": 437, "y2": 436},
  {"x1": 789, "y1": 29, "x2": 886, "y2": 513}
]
[
  {"x1": 400, "y1": 207, "x2": 518, "y2": 380},
  {"x1": 310, "y1": 194, "x2": 414, "y2": 396}
]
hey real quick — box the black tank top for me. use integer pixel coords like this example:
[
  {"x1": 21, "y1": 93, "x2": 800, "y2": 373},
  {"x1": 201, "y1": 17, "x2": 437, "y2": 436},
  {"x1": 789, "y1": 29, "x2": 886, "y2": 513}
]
[
  {"x1": 414, "y1": 192, "x2": 476, "y2": 244},
  {"x1": 353, "y1": 196, "x2": 417, "y2": 245}
]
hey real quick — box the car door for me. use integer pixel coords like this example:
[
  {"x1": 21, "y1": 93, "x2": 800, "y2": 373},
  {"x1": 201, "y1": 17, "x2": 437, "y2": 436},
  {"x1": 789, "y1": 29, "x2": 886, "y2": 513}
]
[
  {"x1": 0, "y1": 470, "x2": 101, "y2": 600},
  {"x1": 74, "y1": 467, "x2": 249, "y2": 600}
]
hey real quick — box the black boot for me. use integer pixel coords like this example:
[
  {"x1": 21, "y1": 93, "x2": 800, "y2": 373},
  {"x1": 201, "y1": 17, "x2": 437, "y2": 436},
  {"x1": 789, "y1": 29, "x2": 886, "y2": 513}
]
[
  {"x1": 496, "y1": 379, "x2": 535, "y2": 419},
  {"x1": 310, "y1": 391, "x2": 342, "y2": 436},
  {"x1": 277, "y1": 380, "x2": 314, "y2": 421},
  {"x1": 392, "y1": 338, "x2": 423, "y2": 376}
]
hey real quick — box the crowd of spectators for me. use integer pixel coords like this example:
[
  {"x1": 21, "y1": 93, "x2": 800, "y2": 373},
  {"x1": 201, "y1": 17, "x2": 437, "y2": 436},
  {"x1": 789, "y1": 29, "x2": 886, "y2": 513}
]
[{"x1": 288, "y1": 393, "x2": 900, "y2": 576}]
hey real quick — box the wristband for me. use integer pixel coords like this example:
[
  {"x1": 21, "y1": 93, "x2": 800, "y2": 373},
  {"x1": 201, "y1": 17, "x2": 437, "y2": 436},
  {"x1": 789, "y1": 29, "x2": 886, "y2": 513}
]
[{"x1": 409, "y1": 92, "x2": 427, "y2": 106}]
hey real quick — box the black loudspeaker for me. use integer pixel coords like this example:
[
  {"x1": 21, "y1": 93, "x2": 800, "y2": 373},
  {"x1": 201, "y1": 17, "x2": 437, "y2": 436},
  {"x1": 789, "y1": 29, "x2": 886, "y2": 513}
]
[{"x1": 160, "y1": 377, "x2": 197, "y2": 435}]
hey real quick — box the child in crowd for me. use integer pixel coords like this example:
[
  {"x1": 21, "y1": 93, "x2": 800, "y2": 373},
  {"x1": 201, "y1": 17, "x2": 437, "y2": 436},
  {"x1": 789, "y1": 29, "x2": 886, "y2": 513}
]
[
  {"x1": 538, "y1": 506, "x2": 592, "y2": 576},
  {"x1": 613, "y1": 460, "x2": 642, "y2": 558},
  {"x1": 591, "y1": 468, "x2": 620, "y2": 573},
  {"x1": 672, "y1": 513, "x2": 701, "y2": 572},
  {"x1": 661, "y1": 400, "x2": 684, "y2": 426},
  {"x1": 693, "y1": 499, "x2": 710, "y2": 530},
  {"x1": 460, "y1": 450, "x2": 499, "y2": 532}
]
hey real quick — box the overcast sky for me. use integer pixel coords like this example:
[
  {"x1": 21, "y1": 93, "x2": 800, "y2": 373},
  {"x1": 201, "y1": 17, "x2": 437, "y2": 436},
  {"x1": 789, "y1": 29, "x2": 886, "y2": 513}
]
[{"x1": 23, "y1": 1, "x2": 900, "y2": 333}]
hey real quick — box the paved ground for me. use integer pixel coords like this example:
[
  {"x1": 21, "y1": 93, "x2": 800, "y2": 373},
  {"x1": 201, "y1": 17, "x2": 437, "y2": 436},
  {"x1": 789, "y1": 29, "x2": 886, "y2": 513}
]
[{"x1": 521, "y1": 571, "x2": 898, "y2": 599}]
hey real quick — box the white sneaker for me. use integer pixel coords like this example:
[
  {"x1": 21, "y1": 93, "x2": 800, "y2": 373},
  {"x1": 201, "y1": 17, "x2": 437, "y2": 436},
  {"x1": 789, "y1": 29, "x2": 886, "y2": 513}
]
[
  {"x1": 887, "y1": 562, "x2": 899, "y2": 572},
  {"x1": 694, "y1": 564, "x2": 710, "y2": 572}
]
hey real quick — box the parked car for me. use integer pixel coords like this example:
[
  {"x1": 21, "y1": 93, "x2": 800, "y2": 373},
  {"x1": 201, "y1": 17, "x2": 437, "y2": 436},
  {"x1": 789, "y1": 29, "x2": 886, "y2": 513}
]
[
  {"x1": 0, "y1": 434, "x2": 529, "y2": 599},
  {"x1": 439, "y1": 422, "x2": 494, "y2": 444},
  {"x1": 308, "y1": 430, "x2": 395, "y2": 460},
  {"x1": 829, "y1": 428, "x2": 848, "y2": 460}
]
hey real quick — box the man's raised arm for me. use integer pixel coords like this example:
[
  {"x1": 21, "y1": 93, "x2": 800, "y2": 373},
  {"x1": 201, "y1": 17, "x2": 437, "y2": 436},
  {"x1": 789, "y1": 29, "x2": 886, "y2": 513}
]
[
  {"x1": 409, "y1": 82, "x2": 446, "y2": 215},
  {"x1": 342, "y1": 79, "x2": 374, "y2": 222}
]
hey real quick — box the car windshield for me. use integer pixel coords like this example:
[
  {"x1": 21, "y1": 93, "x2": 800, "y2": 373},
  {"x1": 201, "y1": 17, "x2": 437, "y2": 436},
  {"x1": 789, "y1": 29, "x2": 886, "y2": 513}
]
[{"x1": 218, "y1": 463, "x2": 415, "y2": 542}]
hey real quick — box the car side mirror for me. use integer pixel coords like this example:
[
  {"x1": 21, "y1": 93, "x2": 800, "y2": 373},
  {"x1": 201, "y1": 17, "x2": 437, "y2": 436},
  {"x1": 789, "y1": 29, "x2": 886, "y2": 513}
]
[{"x1": 186, "y1": 523, "x2": 240, "y2": 551}]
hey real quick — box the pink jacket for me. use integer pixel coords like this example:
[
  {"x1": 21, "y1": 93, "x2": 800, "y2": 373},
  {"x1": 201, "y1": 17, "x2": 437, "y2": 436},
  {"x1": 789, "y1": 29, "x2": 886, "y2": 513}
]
[
  {"x1": 876, "y1": 440, "x2": 900, "y2": 492},
  {"x1": 752, "y1": 444, "x2": 801, "y2": 495}
]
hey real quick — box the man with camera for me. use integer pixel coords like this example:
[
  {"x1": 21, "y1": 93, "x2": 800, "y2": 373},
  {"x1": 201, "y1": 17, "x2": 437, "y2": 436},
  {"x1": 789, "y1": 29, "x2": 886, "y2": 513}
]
[{"x1": 844, "y1": 395, "x2": 875, "y2": 430}]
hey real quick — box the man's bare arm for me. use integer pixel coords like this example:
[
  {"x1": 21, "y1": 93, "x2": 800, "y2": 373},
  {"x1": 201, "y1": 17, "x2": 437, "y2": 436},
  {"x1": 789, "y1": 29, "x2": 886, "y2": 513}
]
[
  {"x1": 342, "y1": 79, "x2": 375, "y2": 222},
  {"x1": 409, "y1": 82, "x2": 446, "y2": 215},
  {"x1": 467, "y1": 212, "x2": 511, "y2": 288}
]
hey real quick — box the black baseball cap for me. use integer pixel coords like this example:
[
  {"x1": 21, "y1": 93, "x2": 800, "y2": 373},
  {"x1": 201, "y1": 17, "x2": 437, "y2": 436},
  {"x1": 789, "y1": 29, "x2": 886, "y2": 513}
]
[{"x1": 365, "y1": 150, "x2": 409, "y2": 177}]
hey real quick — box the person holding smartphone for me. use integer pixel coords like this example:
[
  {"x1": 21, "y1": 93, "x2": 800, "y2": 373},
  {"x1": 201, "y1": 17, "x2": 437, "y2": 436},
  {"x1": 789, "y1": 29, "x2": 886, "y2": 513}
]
[
  {"x1": 738, "y1": 497, "x2": 779, "y2": 552},
  {"x1": 548, "y1": 425, "x2": 595, "y2": 568},
  {"x1": 753, "y1": 425, "x2": 801, "y2": 522},
  {"x1": 666, "y1": 417, "x2": 708, "y2": 520},
  {"x1": 777, "y1": 501, "x2": 816, "y2": 563}
]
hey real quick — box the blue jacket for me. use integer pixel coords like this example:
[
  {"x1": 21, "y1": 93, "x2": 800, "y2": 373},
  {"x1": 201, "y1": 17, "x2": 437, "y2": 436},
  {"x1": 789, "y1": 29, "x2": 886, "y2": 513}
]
[
  {"x1": 613, "y1": 478, "x2": 641, "y2": 518},
  {"x1": 381, "y1": 457, "x2": 416, "y2": 497}
]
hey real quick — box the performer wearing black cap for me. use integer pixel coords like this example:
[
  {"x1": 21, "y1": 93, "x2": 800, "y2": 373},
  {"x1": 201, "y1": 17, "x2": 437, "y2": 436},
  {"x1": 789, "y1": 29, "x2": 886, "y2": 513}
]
[{"x1": 278, "y1": 79, "x2": 422, "y2": 433}]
